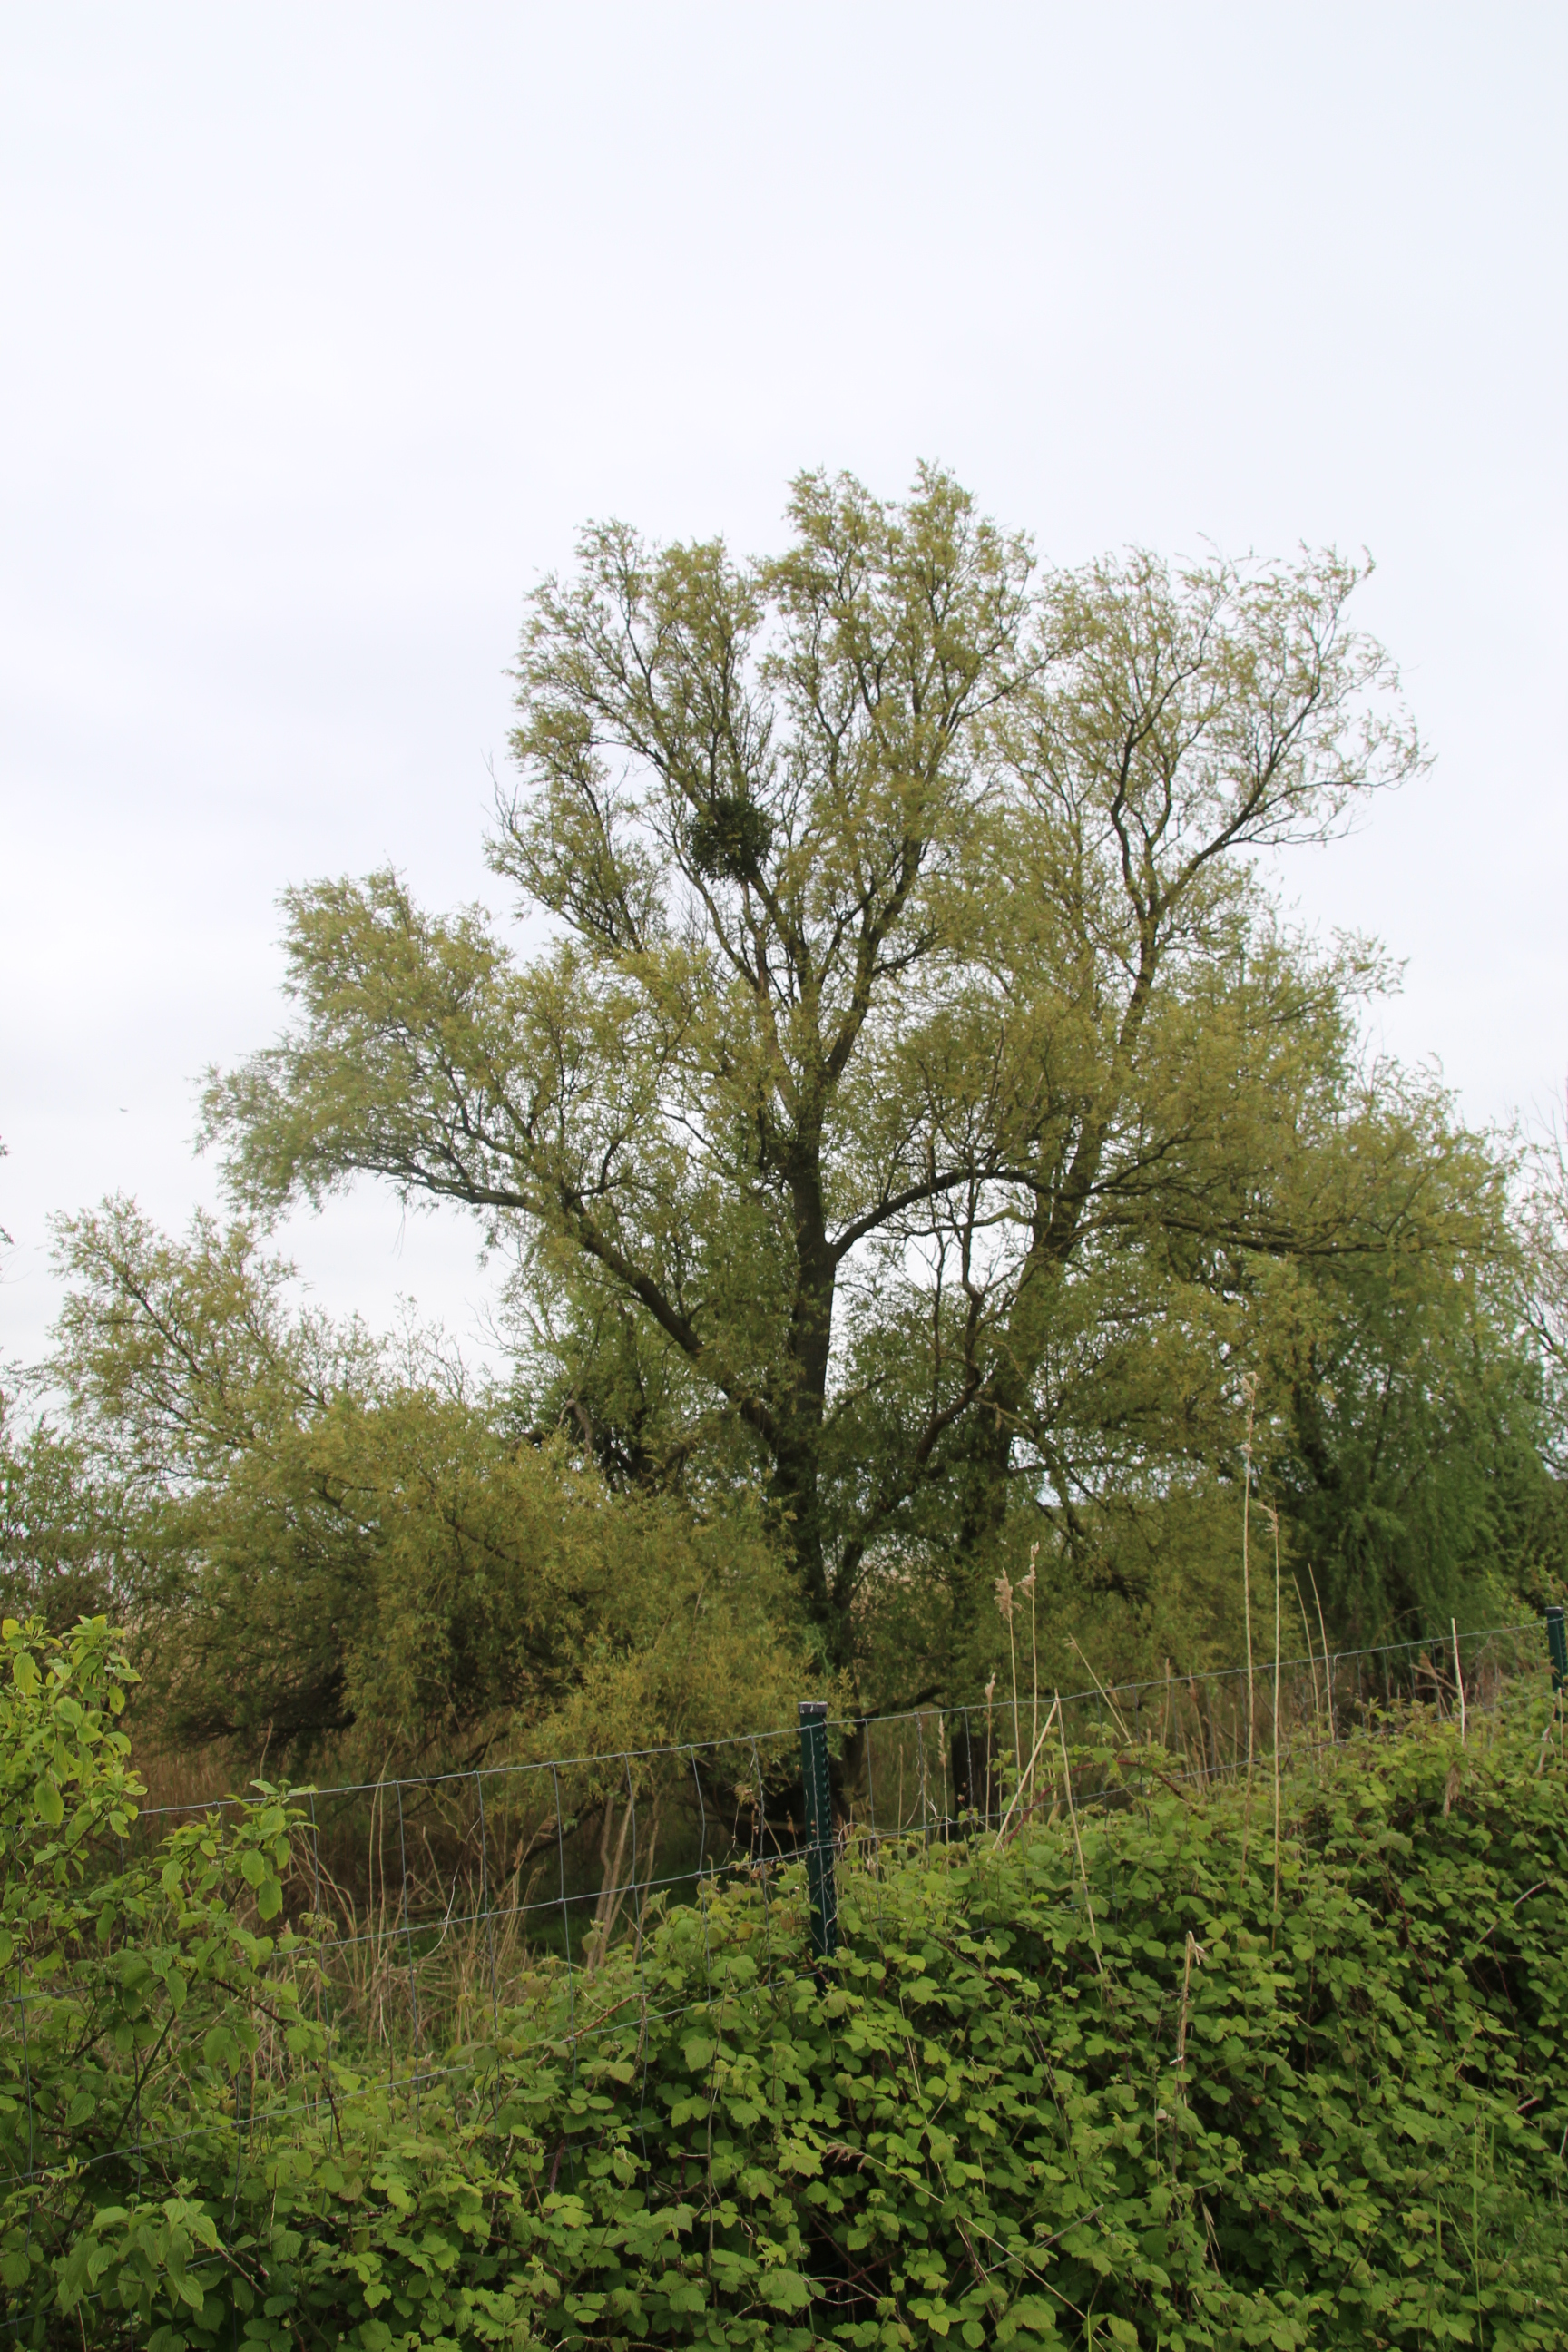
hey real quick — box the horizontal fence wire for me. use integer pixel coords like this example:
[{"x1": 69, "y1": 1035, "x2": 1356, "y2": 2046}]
[{"x1": 0, "y1": 1617, "x2": 1559, "y2": 2338}]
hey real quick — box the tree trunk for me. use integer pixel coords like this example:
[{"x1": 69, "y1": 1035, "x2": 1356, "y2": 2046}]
[{"x1": 769, "y1": 1138, "x2": 848, "y2": 1663}]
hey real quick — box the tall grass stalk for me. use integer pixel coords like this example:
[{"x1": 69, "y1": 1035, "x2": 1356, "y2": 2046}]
[
  {"x1": 1307, "y1": 1563, "x2": 1334, "y2": 1736},
  {"x1": 1174, "y1": 1927, "x2": 1204, "y2": 2108},
  {"x1": 1472, "y1": 2102, "x2": 1483, "y2": 2328},
  {"x1": 1240, "y1": 1379, "x2": 1258, "y2": 1869},
  {"x1": 1068, "y1": 1635, "x2": 1133, "y2": 1744},
  {"x1": 995, "y1": 1572, "x2": 1022, "y2": 1794},
  {"x1": 983, "y1": 1673, "x2": 996, "y2": 1820},
  {"x1": 994, "y1": 1696, "x2": 1059, "y2": 1843},
  {"x1": 1269, "y1": 1503, "x2": 1283, "y2": 1933},
  {"x1": 1023, "y1": 1542, "x2": 1040, "y2": 1786},
  {"x1": 1054, "y1": 1688, "x2": 1104, "y2": 1979},
  {"x1": 1292, "y1": 1573, "x2": 1324, "y2": 1743}
]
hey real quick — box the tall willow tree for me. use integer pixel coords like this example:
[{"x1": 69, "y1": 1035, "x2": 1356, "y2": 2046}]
[{"x1": 209, "y1": 469, "x2": 1444, "y2": 1683}]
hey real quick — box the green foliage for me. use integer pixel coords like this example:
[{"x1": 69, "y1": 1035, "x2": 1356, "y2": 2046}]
[
  {"x1": 0, "y1": 1392, "x2": 120, "y2": 1633},
  {"x1": 1258, "y1": 1188, "x2": 1567, "y2": 1642},
  {"x1": 11, "y1": 470, "x2": 1563, "y2": 1753},
  {"x1": 0, "y1": 1618, "x2": 328, "y2": 2333},
  {"x1": 33, "y1": 1202, "x2": 810, "y2": 1767},
  {"x1": 5, "y1": 1616, "x2": 1566, "y2": 2346},
  {"x1": 462, "y1": 1699, "x2": 1568, "y2": 2350},
  {"x1": 196, "y1": 466, "x2": 1551, "y2": 1700}
]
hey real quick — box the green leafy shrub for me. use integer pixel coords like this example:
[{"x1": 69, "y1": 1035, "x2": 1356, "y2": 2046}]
[
  {"x1": 0, "y1": 1618, "x2": 328, "y2": 2337},
  {"x1": 459, "y1": 1703, "x2": 1568, "y2": 2349},
  {"x1": 4, "y1": 1622, "x2": 1568, "y2": 2347},
  {"x1": 34, "y1": 1202, "x2": 812, "y2": 1772}
]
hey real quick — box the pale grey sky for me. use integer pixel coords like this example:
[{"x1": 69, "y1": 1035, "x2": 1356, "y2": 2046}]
[{"x1": 4, "y1": 4, "x2": 1565, "y2": 1370}]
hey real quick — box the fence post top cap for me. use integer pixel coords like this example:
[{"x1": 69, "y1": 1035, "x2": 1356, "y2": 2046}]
[{"x1": 799, "y1": 1699, "x2": 828, "y2": 1724}]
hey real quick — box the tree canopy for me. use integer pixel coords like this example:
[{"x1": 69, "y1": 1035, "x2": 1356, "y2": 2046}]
[
  {"x1": 195, "y1": 466, "x2": 1561, "y2": 1701},
  {"x1": 2, "y1": 1203, "x2": 808, "y2": 1769}
]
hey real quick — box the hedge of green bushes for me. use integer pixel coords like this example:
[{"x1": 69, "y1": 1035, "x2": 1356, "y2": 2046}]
[{"x1": 4, "y1": 1618, "x2": 1567, "y2": 2347}]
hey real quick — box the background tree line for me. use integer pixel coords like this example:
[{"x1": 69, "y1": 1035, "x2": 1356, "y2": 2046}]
[{"x1": 4, "y1": 468, "x2": 1563, "y2": 1767}]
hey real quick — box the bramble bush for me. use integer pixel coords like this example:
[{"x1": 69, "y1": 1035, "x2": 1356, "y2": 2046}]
[
  {"x1": 3, "y1": 1617, "x2": 1567, "y2": 2347},
  {"x1": 0, "y1": 1619, "x2": 328, "y2": 2335}
]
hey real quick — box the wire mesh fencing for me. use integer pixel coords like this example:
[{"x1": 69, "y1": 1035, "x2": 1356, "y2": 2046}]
[
  {"x1": 69, "y1": 1624, "x2": 1568, "y2": 2092},
  {"x1": 0, "y1": 1608, "x2": 1561, "y2": 2334}
]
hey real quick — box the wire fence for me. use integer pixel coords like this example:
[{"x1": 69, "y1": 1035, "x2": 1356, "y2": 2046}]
[{"x1": 2, "y1": 1611, "x2": 1563, "y2": 2337}]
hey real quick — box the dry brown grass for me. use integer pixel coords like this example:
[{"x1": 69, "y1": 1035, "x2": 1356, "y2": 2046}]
[{"x1": 132, "y1": 1739, "x2": 245, "y2": 1818}]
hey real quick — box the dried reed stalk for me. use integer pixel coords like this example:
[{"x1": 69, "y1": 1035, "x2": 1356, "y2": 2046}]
[
  {"x1": 1307, "y1": 1564, "x2": 1334, "y2": 1737},
  {"x1": 1068, "y1": 1635, "x2": 1133, "y2": 1745},
  {"x1": 1291, "y1": 1573, "x2": 1323, "y2": 1743},
  {"x1": 1054, "y1": 1690, "x2": 1104, "y2": 1979},
  {"x1": 1023, "y1": 1543, "x2": 1040, "y2": 1788},
  {"x1": 1269, "y1": 1504, "x2": 1283, "y2": 1933},
  {"x1": 993, "y1": 1696, "x2": 1060, "y2": 1844},
  {"x1": 995, "y1": 1573, "x2": 1022, "y2": 1794},
  {"x1": 1240, "y1": 1379, "x2": 1258, "y2": 1869},
  {"x1": 1175, "y1": 1928, "x2": 1205, "y2": 2091}
]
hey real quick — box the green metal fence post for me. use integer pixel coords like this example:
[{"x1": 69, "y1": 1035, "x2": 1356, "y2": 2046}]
[
  {"x1": 799, "y1": 1700, "x2": 839, "y2": 1965},
  {"x1": 1546, "y1": 1604, "x2": 1567, "y2": 1695}
]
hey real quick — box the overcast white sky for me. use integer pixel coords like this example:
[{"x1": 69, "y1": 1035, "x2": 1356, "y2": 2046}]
[{"x1": 4, "y1": 4, "x2": 1565, "y2": 1372}]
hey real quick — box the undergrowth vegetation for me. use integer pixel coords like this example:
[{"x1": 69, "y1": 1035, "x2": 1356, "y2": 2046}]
[{"x1": 4, "y1": 1617, "x2": 1568, "y2": 2347}]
